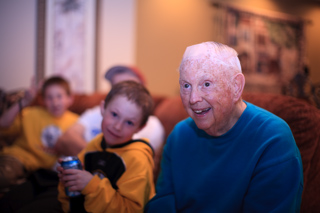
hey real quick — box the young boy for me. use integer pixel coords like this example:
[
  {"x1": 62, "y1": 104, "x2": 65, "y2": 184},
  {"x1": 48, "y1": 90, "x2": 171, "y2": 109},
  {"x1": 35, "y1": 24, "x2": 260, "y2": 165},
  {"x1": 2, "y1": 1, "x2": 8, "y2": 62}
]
[
  {"x1": 57, "y1": 81, "x2": 155, "y2": 213},
  {"x1": 0, "y1": 76, "x2": 78, "y2": 194}
]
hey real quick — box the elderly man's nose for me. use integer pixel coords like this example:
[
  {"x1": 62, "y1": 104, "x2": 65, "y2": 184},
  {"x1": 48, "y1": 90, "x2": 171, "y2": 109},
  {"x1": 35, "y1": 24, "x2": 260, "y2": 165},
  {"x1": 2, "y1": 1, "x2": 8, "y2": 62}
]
[{"x1": 190, "y1": 88, "x2": 202, "y2": 104}]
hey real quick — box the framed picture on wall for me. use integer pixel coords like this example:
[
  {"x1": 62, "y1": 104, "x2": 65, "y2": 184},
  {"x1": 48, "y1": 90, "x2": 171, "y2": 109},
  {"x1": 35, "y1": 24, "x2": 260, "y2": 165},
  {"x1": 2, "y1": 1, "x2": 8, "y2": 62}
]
[
  {"x1": 36, "y1": 0, "x2": 97, "y2": 93},
  {"x1": 212, "y1": 3, "x2": 305, "y2": 94}
]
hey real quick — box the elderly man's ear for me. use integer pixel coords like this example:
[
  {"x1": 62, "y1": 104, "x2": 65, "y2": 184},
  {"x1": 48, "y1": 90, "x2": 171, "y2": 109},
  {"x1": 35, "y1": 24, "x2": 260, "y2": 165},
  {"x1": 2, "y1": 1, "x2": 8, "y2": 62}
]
[{"x1": 233, "y1": 73, "x2": 245, "y2": 101}]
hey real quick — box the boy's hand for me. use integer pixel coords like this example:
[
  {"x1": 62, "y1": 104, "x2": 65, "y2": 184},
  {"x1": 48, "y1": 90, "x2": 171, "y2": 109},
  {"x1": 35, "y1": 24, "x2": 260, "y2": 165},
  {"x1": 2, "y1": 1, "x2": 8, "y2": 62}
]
[
  {"x1": 21, "y1": 89, "x2": 36, "y2": 107},
  {"x1": 21, "y1": 77, "x2": 39, "y2": 107},
  {"x1": 58, "y1": 166, "x2": 93, "y2": 192}
]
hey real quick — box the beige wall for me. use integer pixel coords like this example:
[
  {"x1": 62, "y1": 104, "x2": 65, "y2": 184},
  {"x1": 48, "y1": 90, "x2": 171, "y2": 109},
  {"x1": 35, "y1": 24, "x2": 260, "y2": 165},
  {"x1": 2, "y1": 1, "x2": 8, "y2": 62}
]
[
  {"x1": 136, "y1": 0, "x2": 218, "y2": 97},
  {"x1": 0, "y1": 0, "x2": 37, "y2": 91},
  {"x1": 136, "y1": 0, "x2": 320, "y2": 97},
  {"x1": 96, "y1": 0, "x2": 137, "y2": 93}
]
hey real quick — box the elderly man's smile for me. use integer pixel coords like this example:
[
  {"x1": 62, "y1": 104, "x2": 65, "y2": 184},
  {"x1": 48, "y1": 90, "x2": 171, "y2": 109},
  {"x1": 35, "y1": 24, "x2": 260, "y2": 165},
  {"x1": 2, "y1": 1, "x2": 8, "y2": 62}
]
[{"x1": 192, "y1": 107, "x2": 211, "y2": 115}]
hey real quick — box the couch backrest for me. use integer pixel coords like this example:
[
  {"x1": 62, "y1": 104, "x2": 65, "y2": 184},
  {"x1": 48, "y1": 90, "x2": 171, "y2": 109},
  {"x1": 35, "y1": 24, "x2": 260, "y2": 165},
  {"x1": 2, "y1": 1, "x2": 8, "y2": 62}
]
[
  {"x1": 31, "y1": 92, "x2": 107, "y2": 115},
  {"x1": 32, "y1": 92, "x2": 166, "y2": 116}
]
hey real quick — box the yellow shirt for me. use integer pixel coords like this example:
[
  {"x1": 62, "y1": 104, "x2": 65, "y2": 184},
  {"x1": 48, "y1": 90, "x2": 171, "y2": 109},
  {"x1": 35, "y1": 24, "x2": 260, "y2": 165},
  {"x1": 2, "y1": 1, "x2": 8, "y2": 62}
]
[
  {"x1": 1, "y1": 106, "x2": 78, "y2": 171},
  {"x1": 58, "y1": 134, "x2": 155, "y2": 213}
]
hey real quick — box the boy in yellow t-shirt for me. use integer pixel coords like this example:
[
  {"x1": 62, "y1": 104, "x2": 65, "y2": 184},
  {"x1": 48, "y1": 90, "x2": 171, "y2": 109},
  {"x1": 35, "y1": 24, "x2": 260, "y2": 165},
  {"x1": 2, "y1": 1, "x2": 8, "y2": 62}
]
[
  {"x1": 0, "y1": 76, "x2": 79, "y2": 194},
  {"x1": 57, "y1": 81, "x2": 155, "y2": 213}
]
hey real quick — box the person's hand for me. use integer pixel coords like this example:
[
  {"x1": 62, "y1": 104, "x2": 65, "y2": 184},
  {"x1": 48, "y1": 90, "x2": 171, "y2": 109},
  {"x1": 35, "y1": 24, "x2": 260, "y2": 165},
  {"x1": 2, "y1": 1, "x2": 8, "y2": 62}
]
[
  {"x1": 21, "y1": 77, "x2": 39, "y2": 107},
  {"x1": 21, "y1": 89, "x2": 36, "y2": 106},
  {"x1": 58, "y1": 166, "x2": 93, "y2": 192}
]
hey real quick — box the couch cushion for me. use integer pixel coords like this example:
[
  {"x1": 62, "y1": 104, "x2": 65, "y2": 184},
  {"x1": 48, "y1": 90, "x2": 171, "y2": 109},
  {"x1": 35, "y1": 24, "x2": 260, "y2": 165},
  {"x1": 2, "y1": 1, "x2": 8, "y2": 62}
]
[
  {"x1": 69, "y1": 93, "x2": 107, "y2": 115},
  {"x1": 154, "y1": 96, "x2": 188, "y2": 140}
]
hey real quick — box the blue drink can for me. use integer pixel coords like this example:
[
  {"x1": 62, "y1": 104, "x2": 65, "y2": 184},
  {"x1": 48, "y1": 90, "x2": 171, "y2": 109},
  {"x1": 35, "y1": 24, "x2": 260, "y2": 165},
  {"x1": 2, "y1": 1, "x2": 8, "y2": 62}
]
[{"x1": 61, "y1": 156, "x2": 83, "y2": 197}]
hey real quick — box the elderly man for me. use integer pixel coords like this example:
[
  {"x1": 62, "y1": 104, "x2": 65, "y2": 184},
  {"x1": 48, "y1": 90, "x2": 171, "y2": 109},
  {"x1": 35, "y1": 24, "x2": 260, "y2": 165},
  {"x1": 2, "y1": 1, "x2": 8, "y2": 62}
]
[{"x1": 145, "y1": 42, "x2": 303, "y2": 212}]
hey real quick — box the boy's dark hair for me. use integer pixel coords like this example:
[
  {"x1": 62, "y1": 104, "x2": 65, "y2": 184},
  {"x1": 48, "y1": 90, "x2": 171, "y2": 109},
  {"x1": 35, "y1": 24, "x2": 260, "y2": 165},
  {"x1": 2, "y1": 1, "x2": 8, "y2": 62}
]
[
  {"x1": 41, "y1": 76, "x2": 71, "y2": 97},
  {"x1": 104, "y1": 81, "x2": 154, "y2": 127}
]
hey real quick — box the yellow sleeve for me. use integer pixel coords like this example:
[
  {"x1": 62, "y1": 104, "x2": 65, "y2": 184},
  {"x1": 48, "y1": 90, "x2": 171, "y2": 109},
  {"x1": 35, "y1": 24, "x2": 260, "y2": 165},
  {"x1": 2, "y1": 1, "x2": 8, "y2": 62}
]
[
  {"x1": 57, "y1": 138, "x2": 99, "y2": 213},
  {"x1": 81, "y1": 149, "x2": 154, "y2": 213},
  {"x1": 0, "y1": 110, "x2": 25, "y2": 137},
  {"x1": 57, "y1": 181, "x2": 70, "y2": 213}
]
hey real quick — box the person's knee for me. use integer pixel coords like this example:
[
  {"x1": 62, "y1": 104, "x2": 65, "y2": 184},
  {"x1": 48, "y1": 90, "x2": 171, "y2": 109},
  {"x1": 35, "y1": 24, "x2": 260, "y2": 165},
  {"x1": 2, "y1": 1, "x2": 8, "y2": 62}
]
[{"x1": 0, "y1": 155, "x2": 26, "y2": 191}]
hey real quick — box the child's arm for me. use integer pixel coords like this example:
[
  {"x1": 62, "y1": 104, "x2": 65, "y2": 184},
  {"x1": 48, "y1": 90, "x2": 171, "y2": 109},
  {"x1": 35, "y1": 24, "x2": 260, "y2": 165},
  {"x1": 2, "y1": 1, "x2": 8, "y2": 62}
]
[
  {"x1": 58, "y1": 167, "x2": 93, "y2": 192},
  {"x1": 0, "y1": 78, "x2": 37, "y2": 128},
  {"x1": 0, "y1": 89, "x2": 36, "y2": 128},
  {"x1": 57, "y1": 159, "x2": 94, "y2": 213},
  {"x1": 54, "y1": 123, "x2": 87, "y2": 156}
]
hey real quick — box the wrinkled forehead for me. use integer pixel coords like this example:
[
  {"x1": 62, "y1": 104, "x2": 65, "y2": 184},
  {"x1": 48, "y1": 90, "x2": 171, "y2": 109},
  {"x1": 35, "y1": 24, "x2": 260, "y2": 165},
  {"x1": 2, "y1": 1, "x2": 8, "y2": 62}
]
[
  {"x1": 179, "y1": 59, "x2": 231, "y2": 84},
  {"x1": 179, "y1": 42, "x2": 241, "y2": 75}
]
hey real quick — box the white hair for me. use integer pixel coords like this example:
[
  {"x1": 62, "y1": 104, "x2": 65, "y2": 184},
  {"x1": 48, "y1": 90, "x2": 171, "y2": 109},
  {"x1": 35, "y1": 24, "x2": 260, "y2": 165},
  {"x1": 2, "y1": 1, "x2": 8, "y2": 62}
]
[{"x1": 180, "y1": 41, "x2": 242, "y2": 73}]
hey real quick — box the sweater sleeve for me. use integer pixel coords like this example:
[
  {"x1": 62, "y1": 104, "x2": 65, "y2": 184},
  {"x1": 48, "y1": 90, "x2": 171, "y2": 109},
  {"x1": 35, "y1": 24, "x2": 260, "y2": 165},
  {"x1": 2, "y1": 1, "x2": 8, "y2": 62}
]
[
  {"x1": 57, "y1": 181, "x2": 70, "y2": 213},
  {"x1": 57, "y1": 144, "x2": 90, "y2": 213},
  {"x1": 144, "y1": 133, "x2": 177, "y2": 213},
  {"x1": 81, "y1": 149, "x2": 154, "y2": 213}
]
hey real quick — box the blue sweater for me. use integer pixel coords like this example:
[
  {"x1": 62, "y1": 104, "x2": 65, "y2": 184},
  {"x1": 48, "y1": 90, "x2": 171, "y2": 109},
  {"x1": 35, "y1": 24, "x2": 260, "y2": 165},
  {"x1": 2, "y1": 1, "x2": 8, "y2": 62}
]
[{"x1": 145, "y1": 102, "x2": 303, "y2": 213}]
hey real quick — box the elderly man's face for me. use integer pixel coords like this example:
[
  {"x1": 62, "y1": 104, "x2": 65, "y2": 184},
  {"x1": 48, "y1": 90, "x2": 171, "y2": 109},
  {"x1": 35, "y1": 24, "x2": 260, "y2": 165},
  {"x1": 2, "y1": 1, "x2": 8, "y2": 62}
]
[{"x1": 179, "y1": 60, "x2": 236, "y2": 136}]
